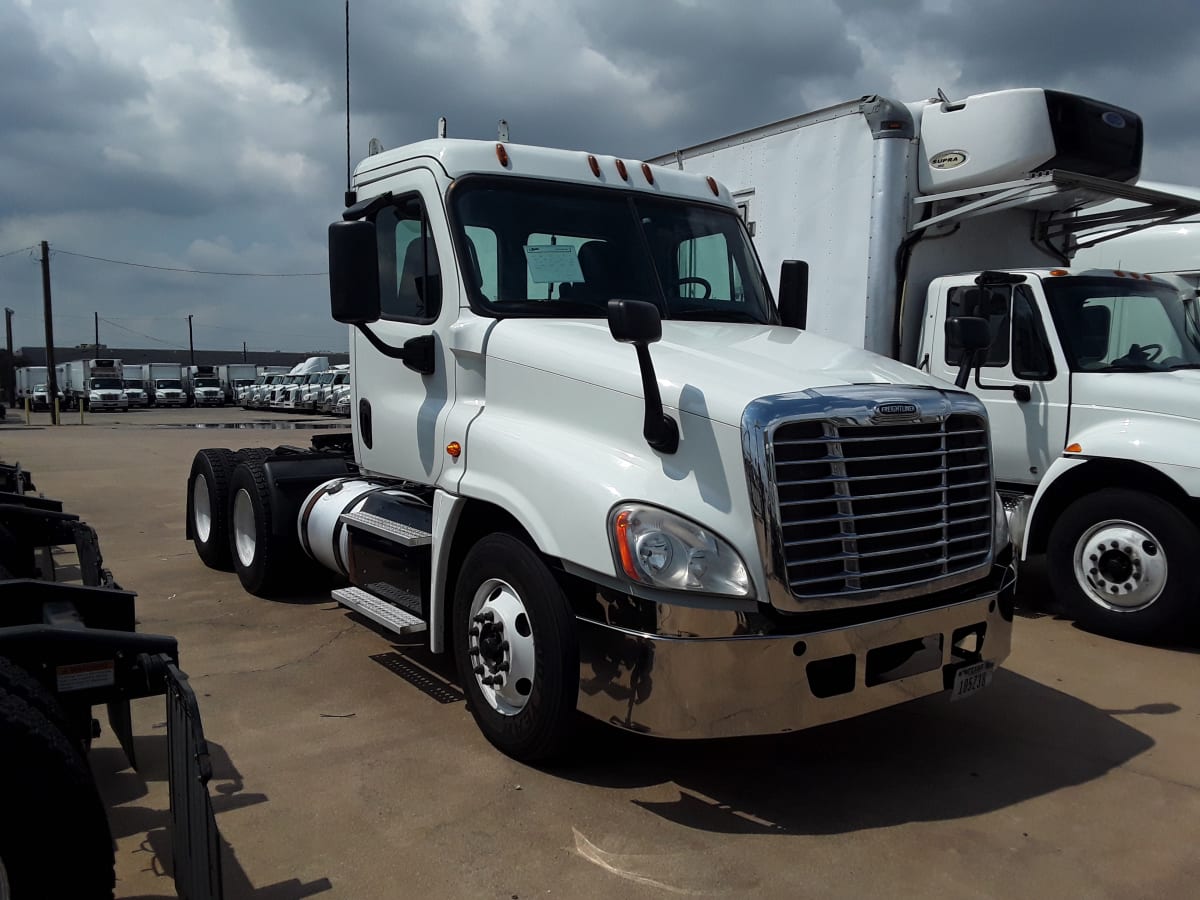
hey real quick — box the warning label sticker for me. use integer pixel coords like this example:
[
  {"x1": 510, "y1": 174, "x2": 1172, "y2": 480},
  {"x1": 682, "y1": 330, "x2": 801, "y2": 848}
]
[{"x1": 56, "y1": 660, "x2": 116, "y2": 693}]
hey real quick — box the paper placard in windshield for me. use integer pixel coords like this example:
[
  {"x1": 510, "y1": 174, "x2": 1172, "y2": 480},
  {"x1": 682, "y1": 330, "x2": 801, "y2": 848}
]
[{"x1": 524, "y1": 245, "x2": 583, "y2": 284}]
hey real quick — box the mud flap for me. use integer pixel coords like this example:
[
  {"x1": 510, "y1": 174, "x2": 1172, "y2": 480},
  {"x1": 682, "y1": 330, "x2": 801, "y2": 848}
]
[
  {"x1": 165, "y1": 663, "x2": 223, "y2": 900},
  {"x1": 106, "y1": 698, "x2": 137, "y2": 770}
]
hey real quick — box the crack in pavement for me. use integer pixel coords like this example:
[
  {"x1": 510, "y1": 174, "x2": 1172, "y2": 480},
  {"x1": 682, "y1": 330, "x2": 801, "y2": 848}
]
[{"x1": 191, "y1": 624, "x2": 358, "y2": 679}]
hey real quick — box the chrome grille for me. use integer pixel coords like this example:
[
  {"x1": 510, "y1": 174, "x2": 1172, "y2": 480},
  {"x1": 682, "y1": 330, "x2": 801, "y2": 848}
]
[{"x1": 771, "y1": 414, "x2": 992, "y2": 598}]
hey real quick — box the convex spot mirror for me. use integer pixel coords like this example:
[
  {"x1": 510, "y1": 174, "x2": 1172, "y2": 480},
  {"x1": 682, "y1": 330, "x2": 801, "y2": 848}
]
[
  {"x1": 328, "y1": 219, "x2": 381, "y2": 325},
  {"x1": 608, "y1": 299, "x2": 662, "y2": 344}
]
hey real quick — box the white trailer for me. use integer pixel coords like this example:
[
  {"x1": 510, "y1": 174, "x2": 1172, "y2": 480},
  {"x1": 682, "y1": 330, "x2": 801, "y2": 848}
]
[
  {"x1": 15, "y1": 367, "x2": 46, "y2": 406},
  {"x1": 62, "y1": 358, "x2": 128, "y2": 411},
  {"x1": 185, "y1": 134, "x2": 1014, "y2": 762},
  {"x1": 149, "y1": 363, "x2": 186, "y2": 407},
  {"x1": 654, "y1": 87, "x2": 1200, "y2": 639}
]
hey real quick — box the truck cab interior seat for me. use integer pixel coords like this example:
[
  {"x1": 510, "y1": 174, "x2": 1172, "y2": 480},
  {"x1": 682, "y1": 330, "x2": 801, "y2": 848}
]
[{"x1": 396, "y1": 236, "x2": 441, "y2": 317}]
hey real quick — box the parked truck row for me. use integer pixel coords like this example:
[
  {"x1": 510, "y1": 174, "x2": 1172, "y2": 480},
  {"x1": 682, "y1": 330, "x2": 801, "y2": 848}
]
[{"x1": 240, "y1": 359, "x2": 351, "y2": 415}]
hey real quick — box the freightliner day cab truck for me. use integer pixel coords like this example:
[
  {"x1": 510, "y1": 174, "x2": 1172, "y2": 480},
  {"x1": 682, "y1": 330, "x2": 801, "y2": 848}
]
[
  {"x1": 63, "y1": 359, "x2": 128, "y2": 412},
  {"x1": 186, "y1": 136, "x2": 1015, "y2": 761},
  {"x1": 654, "y1": 88, "x2": 1200, "y2": 640},
  {"x1": 150, "y1": 362, "x2": 186, "y2": 407}
]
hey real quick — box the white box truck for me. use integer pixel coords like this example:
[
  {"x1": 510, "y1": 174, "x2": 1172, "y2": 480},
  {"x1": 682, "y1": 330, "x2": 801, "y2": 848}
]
[
  {"x1": 15, "y1": 367, "x2": 46, "y2": 407},
  {"x1": 122, "y1": 363, "x2": 150, "y2": 408},
  {"x1": 653, "y1": 87, "x2": 1200, "y2": 639},
  {"x1": 186, "y1": 365, "x2": 224, "y2": 407},
  {"x1": 63, "y1": 358, "x2": 128, "y2": 411},
  {"x1": 185, "y1": 134, "x2": 1015, "y2": 761},
  {"x1": 149, "y1": 363, "x2": 186, "y2": 407},
  {"x1": 218, "y1": 364, "x2": 258, "y2": 405}
]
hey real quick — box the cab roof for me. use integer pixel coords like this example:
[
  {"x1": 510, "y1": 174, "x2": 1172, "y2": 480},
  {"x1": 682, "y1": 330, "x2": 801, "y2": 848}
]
[{"x1": 352, "y1": 138, "x2": 735, "y2": 207}]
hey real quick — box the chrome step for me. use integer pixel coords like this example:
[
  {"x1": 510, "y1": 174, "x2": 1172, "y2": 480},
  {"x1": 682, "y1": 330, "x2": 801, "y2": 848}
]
[
  {"x1": 340, "y1": 509, "x2": 432, "y2": 547},
  {"x1": 333, "y1": 586, "x2": 427, "y2": 636}
]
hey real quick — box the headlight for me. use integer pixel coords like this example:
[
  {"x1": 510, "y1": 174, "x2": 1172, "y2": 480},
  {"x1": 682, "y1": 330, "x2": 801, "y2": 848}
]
[
  {"x1": 609, "y1": 503, "x2": 753, "y2": 598},
  {"x1": 993, "y1": 491, "x2": 1011, "y2": 554}
]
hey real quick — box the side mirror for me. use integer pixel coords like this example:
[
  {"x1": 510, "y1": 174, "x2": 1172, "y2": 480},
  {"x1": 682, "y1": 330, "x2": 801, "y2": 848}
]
[
  {"x1": 607, "y1": 300, "x2": 678, "y2": 454},
  {"x1": 778, "y1": 260, "x2": 809, "y2": 329},
  {"x1": 946, "y1": 316, "x2": 991, "y2": 389},
  {"x1": 328, "y1": 220, "x2": 381, "y2": 325},
  {"x1": 608, "y1": 299, "x2": 662, "y2": 344}
]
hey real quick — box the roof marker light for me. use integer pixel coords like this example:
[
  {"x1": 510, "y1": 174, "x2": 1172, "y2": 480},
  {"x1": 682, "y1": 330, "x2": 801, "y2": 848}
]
[
  {"x1": 1066, "y1": 443, "x2": 1082, "y2": 454},
  {"x1": 641, "y1": 163, "x2": 654, "y2": 184},
  {"x1": 1115, "y1": 270, "x2": 1125, "y2": 277},
  {"x1": 615, "y1": 158, "x2": 629, "y2": 181},
  {"x1": 1050, "y1": 269, "x2": 1069, "y2": 277},
  {"x1": 587, "y1": 154, "x2": 601, "y2": 177},
  {"x1": 495, "y1": 143, "x2": 509, "y2": 167},
  {"x1": 706, "y1": 176, "x2": 720, "y2": 196}
]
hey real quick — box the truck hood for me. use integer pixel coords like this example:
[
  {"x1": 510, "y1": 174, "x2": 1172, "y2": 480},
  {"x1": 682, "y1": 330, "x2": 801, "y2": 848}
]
[
  {"x1": 1073, "y1": 371, "x2": 1200, "y2": 421},
  {"x1": 487, "y1": 319, "x2": 940, "y2": 426}
]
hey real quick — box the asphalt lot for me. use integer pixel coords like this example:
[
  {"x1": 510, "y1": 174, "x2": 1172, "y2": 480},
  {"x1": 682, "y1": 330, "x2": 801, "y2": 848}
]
[{"x1": 2, "y1": 405, "x2": 1198, "y2": 899}]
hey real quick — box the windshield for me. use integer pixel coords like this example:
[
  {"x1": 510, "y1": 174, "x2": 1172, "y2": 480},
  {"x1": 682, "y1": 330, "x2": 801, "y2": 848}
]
[
  {"x1": 157, "y1": 379, "x2": 182, "y2": 389},
  {"x1": 91, "y1": 378, "x2": 122, "y2": 389},
  {"x1": 1045, "y1": 276, "x2": 1200, "y2": 372},
  {"x1": 195, "y1": 378, "x2": 220, "y2": 387},
  {"x1": 448, "y1": 178, "x2": 774, "y2": 323},
  {"x1": 125, "y1": 380, "x2": 144, "y2": 389},
  {"x1": 34, "y1": 383, "x2": 45, "y2": 392}
]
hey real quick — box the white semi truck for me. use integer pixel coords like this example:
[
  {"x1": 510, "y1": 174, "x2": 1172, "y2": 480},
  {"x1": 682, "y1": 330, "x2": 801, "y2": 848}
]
[
  {"x1": 653, "y1": 87, "x2": 1200, "y2": 640},
  {"x1": 62, "y1": 358, "x2": 128, "y2": 411},
  {"x1": 150, "y1": 362, "x2": 186, "y2": 407},
  {"x1": 186, "y1": 136, "x2": 1015, "y2": 761}
]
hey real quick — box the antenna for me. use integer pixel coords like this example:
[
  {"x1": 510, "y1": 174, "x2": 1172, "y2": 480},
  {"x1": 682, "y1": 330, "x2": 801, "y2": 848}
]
[
  {"x1": 344, "y1": 0, "x2": 354, "y2": 207},
  {"x1": 498, "y1": 119, "x2": 509, "y2": 142},
  {"x1": 368, "y1": 137, "x2": 384, "y2": 156},
  {"x1": 437, "y1": 116, "x2": 447, "y2": 138}
]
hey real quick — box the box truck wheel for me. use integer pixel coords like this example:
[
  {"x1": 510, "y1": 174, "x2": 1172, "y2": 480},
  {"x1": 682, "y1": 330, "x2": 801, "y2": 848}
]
[
  {"x1": 187, "y1": 448, "x2": 239, "y2": 570},
  {"x1": 228, "y1": 457, "x2": 302, "y2": 596},
  {"x1": 1048, "y1": 488, "x2": 1200, "y2": 641},
  {"x1": 0, "y1": 688, "x2": 115, "y2": 899},
  {"x1": 452, "y1": 533, "x2": 579, "y2": 762}
]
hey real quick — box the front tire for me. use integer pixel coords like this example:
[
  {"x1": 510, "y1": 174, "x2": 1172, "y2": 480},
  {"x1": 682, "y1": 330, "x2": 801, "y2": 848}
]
[
  {"x1": 1048, "y1": 488, "x2": 1200, "y2": 641},
  {"x1": 452, "y1": 533, "x2": 579, "y2": 762},
  {"x1": 187, "y1": 449, "x2": 239, "y2": 569}
]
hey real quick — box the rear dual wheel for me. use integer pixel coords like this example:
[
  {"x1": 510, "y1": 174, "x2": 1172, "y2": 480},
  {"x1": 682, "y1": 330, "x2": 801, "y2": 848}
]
[{"x1": 187, "y1": 448, "x2": 278, "y2": 575}]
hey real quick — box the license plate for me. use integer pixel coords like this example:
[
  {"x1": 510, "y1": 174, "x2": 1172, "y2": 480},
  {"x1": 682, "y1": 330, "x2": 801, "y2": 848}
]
[{"x1": 951, "y1": 661, "x2": 994, "y2": 701}]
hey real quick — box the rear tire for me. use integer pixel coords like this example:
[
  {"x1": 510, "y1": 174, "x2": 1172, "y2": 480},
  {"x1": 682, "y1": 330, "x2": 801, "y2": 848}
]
[
  {"x1": 452, "y1": 533, "x2": 579, "y2": 762},
  {"x1": 187, "y1": 449, "x2": 239, "y2": 570},
  {"x1": 228, "y1": 458, "x2": 303, "y2": 596},
  {"x1": 0, "y1": 688, "x2": 115, "y2": 899},
  {"x1": 1048, "y1": 488, "x2": 1200, "y2": 641}
]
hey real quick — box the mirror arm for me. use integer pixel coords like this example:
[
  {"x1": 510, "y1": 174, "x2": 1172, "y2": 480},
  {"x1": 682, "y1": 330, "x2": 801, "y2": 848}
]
[
  {"x1": 972, "y1": 365, "x2": 1031, "y2": 402},
  {"x1": 633, "y1": 343, "x2": 679, "y2": 454},
  {"x1": 354, "y1": 325, "x2": 436, "y2": 375}
]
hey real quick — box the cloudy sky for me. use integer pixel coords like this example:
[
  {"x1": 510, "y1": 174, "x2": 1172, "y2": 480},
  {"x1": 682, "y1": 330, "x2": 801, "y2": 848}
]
[{"x1": 1, "y1": 0, "x2": 1197, "y2": 353}]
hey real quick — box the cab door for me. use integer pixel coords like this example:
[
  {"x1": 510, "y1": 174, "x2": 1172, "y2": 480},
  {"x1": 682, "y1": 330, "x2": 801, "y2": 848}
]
[
  {"x1": 927, "y1": 277, "x2": 1071, "y2": 489},
  {"x1": 352, "y1": 168, "x2": 459, "y2": 485}
]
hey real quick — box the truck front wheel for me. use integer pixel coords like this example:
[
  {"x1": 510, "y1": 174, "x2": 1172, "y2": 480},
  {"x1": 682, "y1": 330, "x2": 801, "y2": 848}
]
[
  {"x1": 452, "y1": 533, "x2": 579, "y2": 762},
  {"x1": 1048, "y1": 488, "x2": 1200, "y2": 641}
]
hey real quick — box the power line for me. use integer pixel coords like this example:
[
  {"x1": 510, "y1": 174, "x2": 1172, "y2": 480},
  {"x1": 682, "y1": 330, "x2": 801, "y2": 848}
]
[
  {"x1": 0, "y1": 244, "x2": 36, "y2": 260},
  {"x1": 53, "y1": 248, "x2": 327, "y2": 278},
  {"x1": 97, "y1": 316, "x2": 189, "y2": 349}
]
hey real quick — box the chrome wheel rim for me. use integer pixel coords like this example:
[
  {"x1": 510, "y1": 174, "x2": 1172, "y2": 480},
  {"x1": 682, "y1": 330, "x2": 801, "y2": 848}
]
[
  {"x1": 192, "y1": 473, "x2": 212, "y2": 543},
  {"x1": 232, "y1": 488, "x2": 257, "y2": 568},
  {"x1": 467, "y1": 578, "x2": 536, "y2": 716},
  {"x1": 1073, "y1": 519, "x2": 1167, "y2": 612}
]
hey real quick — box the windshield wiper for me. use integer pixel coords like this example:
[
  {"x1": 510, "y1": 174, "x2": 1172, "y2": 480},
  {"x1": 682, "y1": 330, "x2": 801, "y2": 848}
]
[
  {"x1": 1096, "y1": 364, "x2": 1161, "y2": 372},
  {"x1": 670, "y1": 306, "x2": 762, "y2": 323},
  {"x1": 1168, "y1": 363, "x2": 1200, "y2": 370}
]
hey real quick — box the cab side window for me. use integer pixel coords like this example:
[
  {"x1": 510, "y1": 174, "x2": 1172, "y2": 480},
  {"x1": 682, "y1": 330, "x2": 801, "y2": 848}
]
[{"x1": 376, "y1": 197, "x2": 442, "y2": 322}]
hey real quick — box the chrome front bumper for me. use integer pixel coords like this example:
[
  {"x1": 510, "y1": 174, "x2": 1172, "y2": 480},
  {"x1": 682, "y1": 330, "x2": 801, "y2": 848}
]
[{"x1": 576, "y1": 562, "x2": 1015, "y2": 739}]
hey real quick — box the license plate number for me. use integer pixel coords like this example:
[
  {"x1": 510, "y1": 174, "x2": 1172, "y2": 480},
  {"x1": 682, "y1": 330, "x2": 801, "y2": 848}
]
[{"x1": 951, "y1": 661, "x2": 994, "y2": 701}]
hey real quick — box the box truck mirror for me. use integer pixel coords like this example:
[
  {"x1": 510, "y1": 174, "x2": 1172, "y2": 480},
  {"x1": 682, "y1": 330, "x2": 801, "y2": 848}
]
[
  {"x1": 607, "y1": 300, "x2": 678, "y2": 454},
  {"x1": 778, "y1": 260, "x2": 809, "y2": 329},
  {"x1": 328, "y1": 219, "x2": 381, "y2": 325}
]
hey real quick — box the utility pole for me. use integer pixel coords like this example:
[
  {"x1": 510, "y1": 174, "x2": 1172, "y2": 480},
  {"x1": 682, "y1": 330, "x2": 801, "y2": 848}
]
[
  {"x1": 187, "y1": 314, "x2": 195, "y2": 367},
  {"x1": 40, "y1": 241, "x2": 58, "y2": 425},
  {"x1": 4, "y1": 308, "x2": 14, "y2": 409},
  {"x1": 94, "y1": 311, "x2": 99, "y2": 354}
]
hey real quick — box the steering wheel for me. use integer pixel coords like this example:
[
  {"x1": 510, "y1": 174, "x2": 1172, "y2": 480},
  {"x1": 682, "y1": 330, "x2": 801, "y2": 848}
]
[
  {"x1": 1131, "y1": 343, "x2": 1163, "y2": 361},
  {"x1": 677, "y1": 276, "x2": 712, "y2": 300}
]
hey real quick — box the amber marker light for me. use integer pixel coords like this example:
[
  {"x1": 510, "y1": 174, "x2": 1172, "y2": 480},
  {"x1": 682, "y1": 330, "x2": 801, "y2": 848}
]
[
  {"x1": 615, "y1": 158, "x2": 629, "y2": 181},
  {"x1": 613, "y1": 509, "x2": 640, "y2": 580},
  {"x1": 495, "y1": 143, "x2": 509, "y2": 167},
  {"x1": 587, "y1": 154, "x2": 601, "y2": 177},
  {"x1": 446, "y1": 441, "x2": 462, "y2": 459},
  {"x1": 641, "y1": 162, "x2": 654, "y2": 184},
  {"x1": 1065, "y1": 443, "x2": 1082, "y2": 454},
  {"x1": 1049, "y1": 269, "x2": 1069, "y2": 277}
]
